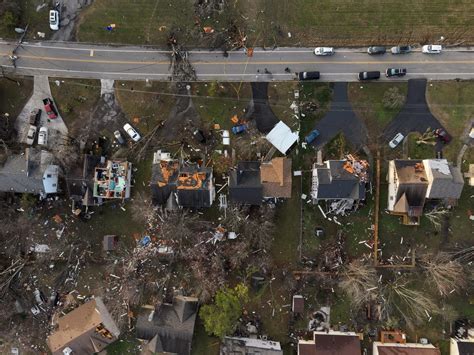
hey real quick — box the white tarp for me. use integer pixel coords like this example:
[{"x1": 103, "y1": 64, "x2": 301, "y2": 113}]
[{"x1": 265, "y1": 121, "x2": 298, "y2": 154}]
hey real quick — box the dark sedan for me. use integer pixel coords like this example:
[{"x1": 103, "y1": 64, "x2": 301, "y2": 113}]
[
  {"x1": 367, "y1": 46, "x2": 386, "y2": 55},
  {"x1": 386, "y1": 68, "x2": 407, "y2": 77},
  {"x1": 298, "y1": 71, "x2": 320, "y2": 81}
]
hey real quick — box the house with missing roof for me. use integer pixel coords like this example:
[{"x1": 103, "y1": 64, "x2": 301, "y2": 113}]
[
  {"x1": 0, "y1": 148, "x2": 59, "y2": 196},
  {"x1": 311, "y1": 157, "x2": 369, "y2": 211},
  {"x1": 66, "y1": 155, "x2": 132, "y2": 207},
  {"x1": 221, "y1": 336, "x2": 283, "y2": 355},
  {"x1": 150, "y1": 150, "x2": 215, "y2": 209},
  {"x1": 46, "y1": 297, "x2": 120, "y2": 355},
  {"x1": 372, "y1": 330, "x2": 440, "y2": 355},
  {"x1": 388, "y1": 159, "x2": 464, "y2": 225},
  {"x1": 136, "y1": 295, "x2": 199, "y2": 355},
  {"x1": 297, "y1": 330, "x2": 361, "y2": 355},
  {"x1": 229, "y1": 157, "x2": 292, "y2": 205},
  {"x1": 450, "y1": 326, "x2": 474, "y2": 355}
]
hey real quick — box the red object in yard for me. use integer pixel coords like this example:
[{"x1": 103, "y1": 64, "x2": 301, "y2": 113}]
[{"x1": 42, "y1": 98, "x2": 57, "y2": 119}]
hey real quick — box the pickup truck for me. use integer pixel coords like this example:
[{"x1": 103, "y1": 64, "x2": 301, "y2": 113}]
[
  {"x1": 29, "y1": 109, "x2": 42, "y2": 126},
  {"x1": 43, "y1": 98, "x2": 58, "y2": 119}
]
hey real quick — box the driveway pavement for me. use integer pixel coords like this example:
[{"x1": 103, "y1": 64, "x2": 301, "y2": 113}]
[
  {"x1": 311, "y1": 82, "x2": 368, "y2": 150},
  {"x1": 383, "y1": 79, "x2": 444, "y2": 149},
  {"x1": 245, "y1": 82, "x2": 279, "y2": 134},
  {"x1": 16, "y1": 76, "x2": 68, "y2": 148}
]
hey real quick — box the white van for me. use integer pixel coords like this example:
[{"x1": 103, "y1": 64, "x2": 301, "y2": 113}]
[{"x1": 422, "y1": 45, "x2": 442, "y2": 54}]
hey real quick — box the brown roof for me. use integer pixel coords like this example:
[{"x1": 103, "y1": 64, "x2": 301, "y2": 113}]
[
  {"x1": 298, "y1": 333, "x2": 361, "y2": 355},
  {"x1": 376, "y1": 345, "x2": 440, "y2": 355},
  {"x1": 47, "y1": 297, "x2": 120, "y2": 355},
  {"x1": 260, "y1": 157, "x2": 292, "y2": 198},
  {"x1": 292, "y1": 295, "x2": 304, "y2": 314}
]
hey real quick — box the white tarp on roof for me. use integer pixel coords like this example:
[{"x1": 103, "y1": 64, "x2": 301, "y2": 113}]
[{"x1": 265, "y1": 121, "x2": 298, "y2": 154}]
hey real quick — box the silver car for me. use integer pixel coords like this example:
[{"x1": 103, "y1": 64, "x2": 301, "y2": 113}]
[
  {"x1": 389, "y1": 133, "x2": 404, "y2": 148},
  {"x1": 38, "y1": 127, "x2": 48, "y2": 146}
]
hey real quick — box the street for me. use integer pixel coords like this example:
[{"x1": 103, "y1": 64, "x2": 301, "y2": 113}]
[{"x1": 1, "y1": 41, "x2": 474, "y2": 81}]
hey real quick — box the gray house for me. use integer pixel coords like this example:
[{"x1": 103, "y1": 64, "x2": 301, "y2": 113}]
[
  {"x1": 137, "y1": 295, "x2": 199, "y2": 355},
  {"x1": 0, "y1": 148, "x2": 59, "y2": 196}
]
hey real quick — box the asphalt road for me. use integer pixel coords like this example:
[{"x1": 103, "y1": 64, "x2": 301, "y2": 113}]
[{"x1": 2, "y1": 41, "x2": 474, "y2": 81}]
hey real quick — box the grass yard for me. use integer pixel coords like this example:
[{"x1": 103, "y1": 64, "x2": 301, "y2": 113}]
[
  {"x1": 49, "y1": 78, "x2": 101, "y2": 130},
  {"x1": 348, "y1": 82, "x2": 408, "y2": 145},
  {"x1": 406, "y1": 132, "x2": 436, "y2": 160},
  {"x1": 426, "y1": 81, "x2": 474, "y2": 164},
  {"x1": 0, "y1": 77, "x2": 33, "y2": 118},
  {"x1": 115, "y1": 81, "x2": 176, "y2": 136},
  {"x1": 239, "y1": 0, "x2": 474, "y2": 47},
  {"x1": 77, "y1": 0, "x2": 197, "y2": 45},
  {"x1": 0, "y1": 0, "x2": 52, "y2": 41},
  {"x1": 192, "y1": 82, "x2": 251, "y2": 131}
]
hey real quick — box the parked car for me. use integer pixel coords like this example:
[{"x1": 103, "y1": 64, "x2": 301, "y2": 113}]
[
  {"x1": 231, "y1": 124, "x2": 247, "y2": 135},
  {"x1": 193, "y1": 129, "x2": 206, "y2": 143},
  {"x1": 469, "y1": 127, "x2": 474, "y2": 139},
  {"x1": 434, "y1": 128, "x2": 451, "y2": 143},
  {"x1": 26, "y1": 125, "x2": 37, "y2": 145},
  {"x1": 358, "y1": 71, "x2": 380, "y2": 81},
  {"x1": 123, "y1": 123, "x2": 141, "y2": 142},
  {"x1": 389, "y1": 132, "x2": 404, "y2": 148},
  {"x1": 367, "y1": 46, "x2": 386, "y2": 55},
  {"x1": 49, "y1": 10, "x2": 59, "y2": 31},
  {"x1": 391, "y1": 45, "x2": 412, "y2": 54},
  {"x1": 314, "y1": 47, "x2": 334, "y2": 56},
  {"x1": 422, "y1": 45, "x2": 442, "y2": 54},
  {"x1": 38, "y1": 127, "x2": 48, "y2": 146},
  {"x1": 29, "y1": 109, "x2": 42, "y2": 126},
  {"x1": 386, "y1": 68, "x2": 407, "y2": 77},
  {"x1": 304, "y1": 129, "x2": 320, "y2": 144},
  {"x1": 298, "y1": 71, "x2": 320, "y2": 81},
  {"x1": 42, "y1": 98, "x2": 57, "y2": 119},
  {"x1": 113, "y1": 130, "x2": 125, "y2": 145}
]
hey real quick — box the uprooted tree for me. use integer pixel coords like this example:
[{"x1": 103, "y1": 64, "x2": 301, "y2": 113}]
[
  {"x1": 419, "y1": 252, "x2": 466, "y2": 296},
  {"x1": 338, "y1": 260, "x2": 378, "y2": 310},
  {"x1": 382, "y1": 278, "x2": 440, "y2": 329},
  {"x1": 199, "y1": 283, "x2": 249, "y2": 339}
]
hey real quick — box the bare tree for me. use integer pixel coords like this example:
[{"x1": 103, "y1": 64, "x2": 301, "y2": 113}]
[
  {"x1": 420, "y1": 252, "x2": 466, "y2": 296},
  {"x1": 425, "y1": 208, "x2": 449, "y2": 231},
  {"x1": 339, "y1": 260, "x2": 378, "y2": 309},
  {"x1": 383, "y1": 279, "x2": 439, "y2": 329}
]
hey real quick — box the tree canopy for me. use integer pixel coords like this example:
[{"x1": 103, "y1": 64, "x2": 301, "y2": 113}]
[{"x1": 199, "y1": 283, "x2": 249, "y2": 339}]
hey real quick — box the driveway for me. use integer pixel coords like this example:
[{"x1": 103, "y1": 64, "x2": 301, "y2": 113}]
[
  {"x1": 312, "y1": 82, "x2": 368, "y2": 150},
  {"x1": 245, "y1": 82, "x2": 279, "y2": 134},
  {"x1": 51, "y1": 0, "x2": 93, "y2": 41},
  {"x1": 16, "y1": 76, "x2": 68, "y2": 149},
  {"x1": 383, "y1": 79, "x2": 445, "y2": 148}
]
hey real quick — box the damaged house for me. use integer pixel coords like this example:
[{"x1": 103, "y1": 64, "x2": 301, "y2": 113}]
[
  {"x1": 136, "y1": 295, "x2": 199, "y2": 355},
  {"x1": 150, "y1": 150, "x2": 215, "y2": 209},
  {"x1": 387, "y1": 159, "x2": 464, "y2": 225},
  {"x1": 311, "y1": 156, "x2": 369, "y2": 212},
  {"x1": 221, "y1": 337, "x2": 283, "y2": 355},
  {"x1": 66, "y1": 155, "x2": 132, "y2": 207},
  {"x1": 0, "y1": 148, "x2": 59, "y2": 196},
  {"x1": 229, "y1": 157, "x2": 292, "y2": 205},
  {"x1": 298, "y1": 330, "x2": 361, "y2": 355},
  {"x1": 46, "y1": 297, "x2": 120, "y2": 355}
]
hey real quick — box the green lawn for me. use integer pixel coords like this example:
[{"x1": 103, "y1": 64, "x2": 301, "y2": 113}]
[
  {"x1": 77, "y1": 0, "x2": 196, "y2": 45},
  {"x1": 240, "y1": 0, "x2": 474, "y2": 47},
  {"x1": 116, "y1": 81, "x2": 176, "y2": 136},
  {"x1": 348, "y1": 82, "x2": 408, "y2": 145},
  {"x1": 192, "y1": 82, "x2": 251, "y2": 131},
  {"x1": 406, "y1": 132, "x2": 436, "y2": 160},
  {"x1": 49, "y1": 78, "x2": 101, "y2": 133},
  {"x1": 426, "y1": 81, "x2": 474, "y2": 165},
  {"x1": 0, "y1": 77, "x2": 33, "y2": 118}
]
